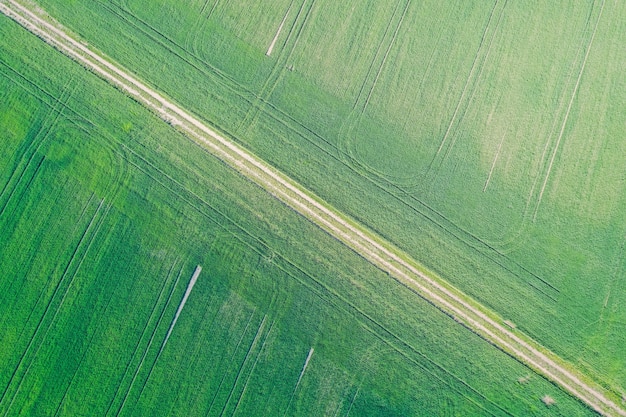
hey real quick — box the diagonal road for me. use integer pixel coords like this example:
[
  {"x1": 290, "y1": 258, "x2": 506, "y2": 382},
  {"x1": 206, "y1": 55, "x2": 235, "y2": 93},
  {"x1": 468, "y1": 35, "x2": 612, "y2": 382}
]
[{"x1": 1, "y1": 1, "x2": 624, "y2": 415}]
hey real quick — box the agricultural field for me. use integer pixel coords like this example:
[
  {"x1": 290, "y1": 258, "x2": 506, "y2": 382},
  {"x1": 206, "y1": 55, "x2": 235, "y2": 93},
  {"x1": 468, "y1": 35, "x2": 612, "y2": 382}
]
[{"x1": 1, "y1": 0, "x2": 625, "y2": 416}]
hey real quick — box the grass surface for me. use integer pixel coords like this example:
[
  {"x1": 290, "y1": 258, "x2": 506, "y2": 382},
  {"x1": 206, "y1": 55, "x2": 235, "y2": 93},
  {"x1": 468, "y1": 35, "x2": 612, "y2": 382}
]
[{"x1": 1, "y1": 0, "x2": 625, "y2": 415}]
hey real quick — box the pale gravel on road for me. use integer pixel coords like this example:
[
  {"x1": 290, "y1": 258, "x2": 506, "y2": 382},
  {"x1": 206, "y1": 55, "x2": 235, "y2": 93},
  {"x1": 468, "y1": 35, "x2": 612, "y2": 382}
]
[{"x1": 1, "y1": 1, "x2": 623, "y2": 415}]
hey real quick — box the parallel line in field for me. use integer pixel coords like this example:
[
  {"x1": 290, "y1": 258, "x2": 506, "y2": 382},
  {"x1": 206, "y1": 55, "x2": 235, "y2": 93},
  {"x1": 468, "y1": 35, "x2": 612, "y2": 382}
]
[
  {"x1": 1, "y1": 2, "x2": 623, "y2": 416},
  {"x1": 219, "y1": 315, "x2": 268, "y2": 417},
  {"x1": 266, "y1": 3, "x2": 292, "y2": 56},
  {"x1": 1, "y1": 197, "x2": 109, "y2": 417},
  {"x1": 116, "y1": 265, "x2": 188, "y2": 416},
  {"x1": 533, "y1": 0, "x2": 605, "y2": 220},
  {"x1": 483, "y1": 132, "x2": 506, "y2": 192},
  {"x1": 0, "y1": 191, "x2": 95, "y2": 411},
  {"x1": 0, "y1": 75, "x2": 72, "y2": 217},
  {"x1": 239, "y1": 0, "x2": 315, "y2": 133},
  {"x1": 206, "y1": 309, "x2": 256, "y2": 416},
  {"x1": 284, "y1": 347, "x2": 314, "y2": 416},
  {"x1": 429, "y1": 0, "x2": 506, "y2": 176},
  {"x1": 352, "y1": 0, "x2": 405, "y2": 111},
  {"x1": 104, "y1": 260, "x2": 182, "y2": 417},
  {"x1": 362, "y1": 0, "x2": 410, "y2": 112},
  {"x1": 108, "y1": 136, "x2": 510, "y2": 414},
  {"x1": 231, "y1": 319, "x2": 275, "y2": 417}
]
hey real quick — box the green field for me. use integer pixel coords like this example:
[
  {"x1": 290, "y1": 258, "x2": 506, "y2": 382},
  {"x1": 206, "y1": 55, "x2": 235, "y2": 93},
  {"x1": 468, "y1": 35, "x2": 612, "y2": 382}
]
[{"x1": 1, "y1": 0, "x2": 625, "y2": 415}]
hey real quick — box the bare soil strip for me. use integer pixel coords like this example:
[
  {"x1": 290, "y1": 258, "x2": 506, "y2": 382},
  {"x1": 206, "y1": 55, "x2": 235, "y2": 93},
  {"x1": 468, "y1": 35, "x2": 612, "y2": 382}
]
[
  {"x1": 295, "y1": 347, "x2": 314, "y2": 390},
  {"x1": 266, "y1": 2, "x2": 292, "y2": 56},
  {"x1": 284, "y1": 347, "x2": 314, "y2": 416},
  {"x1": 483, "y1": 132, "x2": 506, "y2": 192},
  {"x1": 160, "y1": 265, "x2": 202, "y2": 353},
  {"x1": 2, "y1": 1, "x2": 623, "y2": 415}
]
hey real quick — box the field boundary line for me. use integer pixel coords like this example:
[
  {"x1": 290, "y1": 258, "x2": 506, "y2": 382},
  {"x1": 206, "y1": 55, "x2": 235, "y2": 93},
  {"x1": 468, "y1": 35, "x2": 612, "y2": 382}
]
[{"x1": 2, "y1": 2, "x2": 624, "y2": 415}]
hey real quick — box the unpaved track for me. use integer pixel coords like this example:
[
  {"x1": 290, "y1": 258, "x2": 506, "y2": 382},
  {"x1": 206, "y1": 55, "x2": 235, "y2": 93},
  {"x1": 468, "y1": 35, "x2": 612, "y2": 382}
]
[{"x1": 1, "y1": 1, "x2": 624, "y2": 415}]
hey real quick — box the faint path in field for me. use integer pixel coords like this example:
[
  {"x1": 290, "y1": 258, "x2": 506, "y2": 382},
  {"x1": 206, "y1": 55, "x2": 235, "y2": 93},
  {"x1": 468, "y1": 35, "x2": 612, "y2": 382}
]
[
  {"x1": 0, "y1": 196, "x2": 110, "y2": 417},
  {"x1": 337, "y1": 0, "x2": 410, "y2": 180},
  {"x1": 107, "y1": 261, "x2": 184, "y2": 417},
  {"x1": 359, "y1": 0, "x2": 410, "y2": 113},
  {"x1": 1, "y1": 2, "x2": 624, "y2": 415},
  {"x1": 266, "y1": 3, "x2": 292, "y2": 56},
  {"x1": 427, "y1": 0, "x2": 507, "y2": 179},
  {"x1": 239, "y1": 0, "x2": 315, "y2": 134},
  {"x1": 532, "y1": 0, "x2": 606, "y2": 220},
  {"x1": 185, "y1": 0, "x2": 220, "y2": 55},
  {"x1": 283, "y1": 347, "x2": 314, "y2": 416},
  {"x1": 159, "y1": 265, "x2": 202, "y2": 354},
  {"x1": 483, "y1": 132, "x2": 506, "y2": 192}
]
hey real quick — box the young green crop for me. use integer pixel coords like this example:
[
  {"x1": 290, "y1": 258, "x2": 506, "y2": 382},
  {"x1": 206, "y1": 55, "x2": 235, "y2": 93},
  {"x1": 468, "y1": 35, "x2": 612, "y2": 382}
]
[{"x1": 1, "y1": 0, "x2": 624, "y2": 415}]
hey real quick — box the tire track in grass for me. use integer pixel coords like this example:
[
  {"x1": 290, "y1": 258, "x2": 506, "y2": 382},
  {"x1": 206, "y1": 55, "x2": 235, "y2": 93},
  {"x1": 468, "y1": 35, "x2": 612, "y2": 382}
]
[
  {"x1": 532, "y1": 0, "x2": 605, "y2": 221},
  {"x1": 427, "y1": 0, "x2": 506, "y2": 178},
  {"x1": 362, "y1": 0, "x2": 410, "y2": 113},
  {"x1": 184, "y1": 0, "x2": 219, "y2": 56},
  {"x1": 102, "y1": 259, "x2": 181, "y2": 417},
  {"x1": 0, "y1": 75, "x2": 74, "y2": 218},
  {"x1": 522, "y1": 0, "x2": 596, "y2": 226},
  {"x1": 95, "y1": 0, "x2": 547, "y2": 300},
  {"x1": 0, "y1": 198, "x2": 109, "y2": 417},
  {"x1": 99, "y1": 118, "x2": 510, "y2": 414},
  {"x1": 217, "y1": 315, "x2": 268, "y2": 417},
  {"x1": 193, "y1": 0, "x2": 220, "y2": 52},
  {"x1": 0, "y1": 106, "x2": 128, "y2": 384},
  {"x1": 162, "y1": 269, "x2": 230, "y2": 417},
  {"x1": 3, "y1": 2, "x2": 622, "y2": 414},
  {"x1": 344, "y1": 386, "x2": 360, "y2": 417},
  {"x1": 351, "y1": 0, "x2": 407, "y2": 112},
  {"x1": 130, "y1": 264, "x2": 239, "y2": 415},
  {"x1": 238, "y1": 0, "x2": 316, "y2": 134},
  {"x1": 51, "y1": 240, "x2": 156, "y2": 417},
  {"x1": 206, "y1": 309, "x2": 257, "y2": 416},
  {"x1": 438, "y1": 0, "x2": 507, "y2": 170},
  {"x1": 116, "y1": 0, "x2": 544, "y2": 328},
  {"x1": 95, "y1": 0, "x2": 248, "y2": 98},
  {"x1": 283, "y1": 347, "x2": 314, "y2": 416},
  {"x1": 483, "y1": 132, "x2": 507, "y2": 192},
  {"x1": 274, "y1": 254, "x2": 511, "y2": 416},
  {"x1": 51, "y1": 119, "x2": 508, "y2": 411},
  {"x1": 338, "y1": 0, "x2": 410, "y2": 178},
  {"x1": 110, "y1": 264, "x2": 185, "y2": 417},
  {"x1": 266, "y1": 2, "x2": 293, "y2": 57},
  {"x1": 0, "y1": 191, "x2": 95, "y2": 410},
  {"x1": 231, "y1": 319, "x2": 276, "y2": 417},
  {"x1": 4, "y1": 0, "x2": 539, "y2": 284}
]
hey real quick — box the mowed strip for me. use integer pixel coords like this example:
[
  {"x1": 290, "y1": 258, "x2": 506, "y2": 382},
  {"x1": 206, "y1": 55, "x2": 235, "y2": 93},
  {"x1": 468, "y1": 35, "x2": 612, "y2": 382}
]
[{"x1": 1, "y1": 1, "x2": 623, "y2": 416}]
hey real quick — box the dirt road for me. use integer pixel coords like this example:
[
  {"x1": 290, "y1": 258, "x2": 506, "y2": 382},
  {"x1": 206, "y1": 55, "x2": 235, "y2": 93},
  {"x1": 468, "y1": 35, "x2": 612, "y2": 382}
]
[{"x1": 1, "y1": 1, "x2": 623, "y2": 415}]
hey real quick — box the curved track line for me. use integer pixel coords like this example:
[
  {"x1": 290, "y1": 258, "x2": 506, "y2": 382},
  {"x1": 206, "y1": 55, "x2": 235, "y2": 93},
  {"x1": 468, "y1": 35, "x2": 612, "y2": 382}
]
[{"x1": 1, "y1": 1, "x2": 623, "y2": 415}]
